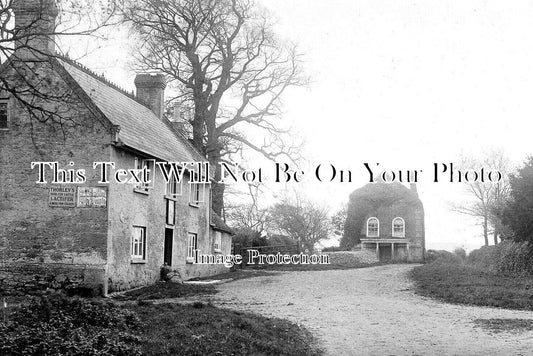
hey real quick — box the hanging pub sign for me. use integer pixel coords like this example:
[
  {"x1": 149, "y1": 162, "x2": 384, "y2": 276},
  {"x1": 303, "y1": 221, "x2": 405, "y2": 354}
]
[
  {"x1": 48, "y1": 186, "x2": 76, "y2": 207},
  {"x1": 77, "y1": 187, "x2": 107, "y2": 208}
]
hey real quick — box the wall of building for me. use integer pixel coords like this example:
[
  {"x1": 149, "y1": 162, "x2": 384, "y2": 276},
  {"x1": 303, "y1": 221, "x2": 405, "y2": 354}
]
[
  {"x1": 360, "y1": 202, "x2": 425, "y2": 262},
  {"x1": 0, "y1": 63, "x2": 113, "y2": 295},
  {"x1": 106, "y1": 148, "x2": 229, "y2": 292},
  {"x1": 0, "y1": 62, "x2": 233, "y2": 295}
]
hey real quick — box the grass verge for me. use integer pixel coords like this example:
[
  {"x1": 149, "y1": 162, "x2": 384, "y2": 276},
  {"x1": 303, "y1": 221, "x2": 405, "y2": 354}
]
[
  {"x1": 132, "y1": 302, "x2": 324, "y2": 356},
  {"x1": 410, "y1": 263, "x2": 533, "y2": 310},
  {"x1": 114, "y1": 281, "x2": 217, "y2": 301},
  {"x1": 2, "y1": 295, "x2": 324, "y2": 355}
]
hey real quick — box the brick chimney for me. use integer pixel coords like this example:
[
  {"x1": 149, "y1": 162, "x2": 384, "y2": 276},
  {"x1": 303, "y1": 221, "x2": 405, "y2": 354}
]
[
  {"x1": 134, "y1": 74, "x2": 166, "y2": 119},
  {"x1": 12, "y1": 0, "x2": 58, "y2": 56},
  {"x1": 170, "y1": 102, "x2": 189, "y2": 135}
]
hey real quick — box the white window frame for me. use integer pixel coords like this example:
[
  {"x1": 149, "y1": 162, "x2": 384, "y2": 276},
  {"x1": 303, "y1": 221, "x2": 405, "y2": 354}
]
[
  {"x1": 366, "y1": 217, "x2": 379, "y2": 237},
  {"x1": 165, "y1": 166, "x2": 183, "y2": 197},
  {"x1": 131, "y1": 226, "x2": 146, "y2": 261},
  {"x1": 0, "y1": 100, "x2": 8, "y2": 129},
  {"x1": 187, "y1": 232, "x2": 198, "y2": 263},
  {"x1": 188, "y1": 172, "x2": 204, "y2": 206},
  {"x1": 134, "y1": 157, "x2": 154, "y2": 192},
  {"x1": 214, "y1": 231, "x2": 222, "y2": 253},
  {"x1": 392, "y1": 217, "x2": 405, "y2": 238},
  {"x1": 166, "y1": 198, "x2": 175, "y2": 226}
]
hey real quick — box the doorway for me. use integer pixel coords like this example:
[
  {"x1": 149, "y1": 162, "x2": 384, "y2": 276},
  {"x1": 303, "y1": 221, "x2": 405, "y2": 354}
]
[
  {"x1": 164, "y1": 228, "x2": 173, "y2": 266},
  {"x1": 379, "y1": 244, "x2": 392, "y2": 262}
]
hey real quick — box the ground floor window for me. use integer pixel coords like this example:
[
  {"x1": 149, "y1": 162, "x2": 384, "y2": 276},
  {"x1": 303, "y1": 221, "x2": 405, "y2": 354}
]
[
  {"x1": 187, "y1": 233, "x2": 197, "y2": 262},
  {"x1": 131, "y1": 226, "x2": 146, "y2": 260},
  {"x1": 214, "y1": 231, "x2": 222, "y2": 253}
]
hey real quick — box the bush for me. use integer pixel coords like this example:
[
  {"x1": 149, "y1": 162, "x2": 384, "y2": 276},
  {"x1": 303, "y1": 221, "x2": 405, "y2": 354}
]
[
  {"x1": 0, "y1": 294, "x2": 143, "y2": 355},
  {"x1": 232, "y1": 228, "x2": 269, "y2": 247},
  {"x1": 468, "y1": 242, "x2": 533, "y2": 276},
  {"x1": 453, "y1": 248, "x2": 467, "y2": 262},
  {"x1": 492, "y1": 241, "x2": 533, "y2": 275},
  {"x1": 321, "y1": 246, "x2": 345, "y2": 252},
  {"x1": 467, "y1": 245, "x2": 496, "y2": 268},
  {"x1": 425, "y1": 249, "x2": 464, "y2": 265}
]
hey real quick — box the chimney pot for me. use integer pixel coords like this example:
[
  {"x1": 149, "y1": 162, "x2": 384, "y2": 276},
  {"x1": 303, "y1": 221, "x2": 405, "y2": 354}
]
[{"x1": 134, "y1": 73, "x2": 166, "y2": 120}]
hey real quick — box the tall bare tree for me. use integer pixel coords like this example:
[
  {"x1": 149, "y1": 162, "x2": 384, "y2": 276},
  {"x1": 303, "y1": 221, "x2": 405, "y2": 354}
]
[
  {"x1": 452, "y1": 149, "x2": 512, "y2": 246},
  {"x1": 123, "y1": 0, "x2": 307, "y2": 214}
]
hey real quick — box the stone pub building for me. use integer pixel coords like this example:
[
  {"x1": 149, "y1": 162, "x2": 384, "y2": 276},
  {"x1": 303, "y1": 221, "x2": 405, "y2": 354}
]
[{"x1": 0, "y1": 0, "x2": 232, "y2": 295}]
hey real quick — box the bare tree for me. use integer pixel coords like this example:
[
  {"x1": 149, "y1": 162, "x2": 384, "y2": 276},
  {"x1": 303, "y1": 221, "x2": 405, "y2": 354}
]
[
  {"x1": 225, "y1": 182, "x2": 271, "y2": 233},
  {"x1": 123, "y1": 0, "x2": 307, "y2": 214},
  {"x1": 269, "y1": 192, "x2": 330, "y2": 251},
  {"x1": 452, "y1": 149, "x2": 512, "y2": 246},
  {"x1": 331, "y1": 203, "x2": 347, "y2": 236}
]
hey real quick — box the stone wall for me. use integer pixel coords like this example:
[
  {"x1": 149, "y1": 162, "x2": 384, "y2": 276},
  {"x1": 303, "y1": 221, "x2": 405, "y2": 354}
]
[
  {"x1": 323, "y1": 250, "x2": 379, "y2": 267},
  {"x1": 0, "y1": 61, "x2": 113, "y2": 295},
  {"x1": 0, "y1": 263, "x2": 106, "y2": 296}
]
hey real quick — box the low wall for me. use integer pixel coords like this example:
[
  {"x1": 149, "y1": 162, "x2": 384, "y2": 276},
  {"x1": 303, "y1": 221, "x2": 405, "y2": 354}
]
[
  {"x1": 323, "y1": 250, "x2": 379, "y2": 267},
  {"x1": 0, "y1": 262, "x2": 106, "y2": 296}
]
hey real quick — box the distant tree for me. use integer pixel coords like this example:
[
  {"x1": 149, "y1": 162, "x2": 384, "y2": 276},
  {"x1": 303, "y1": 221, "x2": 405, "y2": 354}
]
[
  {"x1": 225, "y1": 182, "x2": 271, "y2": 233},
  {"x1": 123, "y1": 0, "x2": 307, "y2": 214},
  {"x1": 452, "y1": 149, "x2": 512, "y2": 246},
  {"x1": 225, "y1": 202, "x2": 270, "y2": 233},
  {"x1": 331, "y1": 204, "x2": 347, "y2": 236},
  {"x1": 269, "y1": 194, "x2": 330, "y2": 251},
  {"x1": 232, "y1": 228, "x2": 268, "y2": 247},
  {"x1": 267, "y1": 234, "x2": 297, "y2": 247},
  {"x1": 500, "y1": 156, "x2": 533, "y2": 248}
]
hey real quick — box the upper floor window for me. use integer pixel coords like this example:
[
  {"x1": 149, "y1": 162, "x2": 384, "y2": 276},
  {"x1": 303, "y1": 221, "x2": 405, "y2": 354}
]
[
  {"x1": 134, "y1": 157, "x2": 154, "y2": 192},
  {"x1": 165, "y1": 170, "x2": 182, "y2": 197},
  {"x1": 392, "y1": 217, "x2": 405, "y2": 238},
  {"x1": 189, "y1": 171, "x2": 204, "y2": 205},
  {"x1": 0, "y1": 101, "x2": 8, "y2": 129},
  {"x1": 366, "y1": 217, "x2": 379, "y2": 237}
]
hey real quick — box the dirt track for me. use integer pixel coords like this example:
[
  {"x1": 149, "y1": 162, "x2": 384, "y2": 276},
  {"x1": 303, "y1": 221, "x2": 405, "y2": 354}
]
[{"x1": 211, "y1": 265, "x2": 533, "y2": 356}]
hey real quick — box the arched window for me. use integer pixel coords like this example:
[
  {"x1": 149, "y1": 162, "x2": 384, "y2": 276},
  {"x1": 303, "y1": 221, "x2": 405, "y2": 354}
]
[
  {"x1": 367, "y1": 217, "x2": 379, "y2": 237},
  {"x1": 392, "y1": 217, "x2": 405, "y2": 237}
]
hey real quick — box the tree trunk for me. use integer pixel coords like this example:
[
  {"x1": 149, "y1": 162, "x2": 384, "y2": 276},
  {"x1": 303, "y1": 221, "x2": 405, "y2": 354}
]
[
  {"x1": 483, "y1": 214, "x2": 489, "y2": 246},
  {"x1": 493, "y1": 229, "x2": 499, "y2": 245},
  {"x1": 211, "y1": 176, "x2": 225, "y2": 216},
  {"x1": 207, "y1": 137, "x2": 224, "y2": 216}
]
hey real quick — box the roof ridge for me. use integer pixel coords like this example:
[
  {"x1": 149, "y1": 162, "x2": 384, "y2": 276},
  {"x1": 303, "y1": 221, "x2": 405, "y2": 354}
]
[
  {"x1": 58, "y1": 54, "x2": 144, "y2": 105},
  {"x1": 163, "y1": 118, "x2": 207, "y2": 161}
]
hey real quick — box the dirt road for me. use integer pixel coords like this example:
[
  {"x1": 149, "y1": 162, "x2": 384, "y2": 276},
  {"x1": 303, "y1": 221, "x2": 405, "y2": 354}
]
[{"x1": 211, "y1": 265, "x2": 533, "y2": 356}]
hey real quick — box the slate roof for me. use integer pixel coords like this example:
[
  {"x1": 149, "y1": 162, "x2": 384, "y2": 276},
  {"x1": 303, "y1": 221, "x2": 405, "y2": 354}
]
[
  {"x1": 210, "y1": 211, "x2": 234, "y2": 235},
  {"x1": 58, "y1": 58, "x2": 206, "y2": 166}
]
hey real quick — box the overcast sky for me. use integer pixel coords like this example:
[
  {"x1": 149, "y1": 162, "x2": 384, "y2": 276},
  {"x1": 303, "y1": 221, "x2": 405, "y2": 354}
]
[{"x1": 68, "y1": 0, "x2": 533, "y2": 251}]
